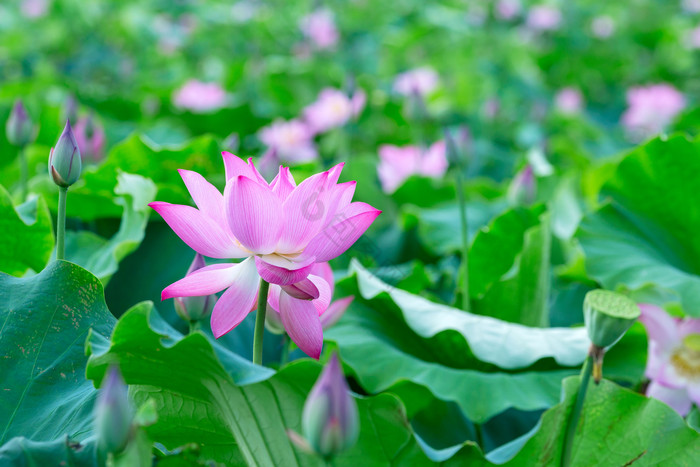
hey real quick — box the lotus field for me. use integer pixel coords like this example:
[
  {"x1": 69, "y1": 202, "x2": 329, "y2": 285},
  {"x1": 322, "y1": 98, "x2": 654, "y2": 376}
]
[{"x1": 3, "y1": 0, "x2": 700, "y2": 465}]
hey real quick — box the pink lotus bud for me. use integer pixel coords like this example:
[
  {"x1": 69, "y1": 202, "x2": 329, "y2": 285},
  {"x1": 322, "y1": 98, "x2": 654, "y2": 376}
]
[
  {"x1": 507, "y1": 165, "x2": 536, "y2": 205},
  {"x1": 302, "y1": 353, "x2": 359, "y2": 459},
  {"x1": 174, "y1": 253, "x2": 217, "y2": 323},
  {"x1": 6, "y1": 100, "x2": 34, "y2": 147},
  {"x1": 74, "y1": 113, "x2": 105, "y2": 163},
  {"x1": 555, "y1": 87, "x2": 583, "y2": 115},
  {"x1": 591, "y1": 15, "x2": 615, "y2": 39},
  {"x1": 48, "y1": 121, "x2": 81, "y2": 188},
  {"x1": 94, "y1": 366, "x2": 133, "y2": 456}
]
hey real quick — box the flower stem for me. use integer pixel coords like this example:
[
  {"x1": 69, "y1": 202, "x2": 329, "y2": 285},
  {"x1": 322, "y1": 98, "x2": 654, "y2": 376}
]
[
  {"x1": 18, "y1": 146, "x2": 28, "y2": 201},
  {"x1": 455, "y1": 167, "x2": 470, "y2": 312},
  {"x1": 56, "y1": 186, "x2": 68, "y2": 261},
  {"x1": 188, "y1": 320, "x2": 201, "y2": 334},
  {"x1": 280, "y1": 333, "x2": 292, "y2": 367},
  {"x1": 561, "y1": 355, "x2": 593, "y2": 467},
  {"x1": 253, "y1": 279, "x2": 270, "y2": 366}
]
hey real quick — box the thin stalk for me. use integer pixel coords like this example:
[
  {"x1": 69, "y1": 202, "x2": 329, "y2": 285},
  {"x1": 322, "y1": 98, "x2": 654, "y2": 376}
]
[
  {"x1": 561, "y1": 355, "x2": 593, "y2": 467},
  {"x1": 56, "y1": 186, "x2": 68, "y2": 260},
  {"x1": 455, "y1": 167, "x2": 470, "y2": 311},
  {"x1": 189, "y1": 320, "x2": 201, "y2": 334},
  {"x1": 280, "y1": 334, "x2": 292, "y2": 367},
  {"x1": 18, "y1": 146, "x2": 28, "y2": 201},
  {"x1": 253, "y1": 279, "x2": 271, "y2": 365}
]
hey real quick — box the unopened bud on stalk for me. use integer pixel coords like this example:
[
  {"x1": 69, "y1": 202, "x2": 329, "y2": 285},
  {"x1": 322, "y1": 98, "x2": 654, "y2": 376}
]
[
  {"x1": 48, "y1": 120, "x2": 81, "y2": 187},
  {"x1": 94, "y1": 366, "x2": 133, "y2": 456},
  {"x1": 174, "y1": 253, "x2": 217, "y2": 323},
  {"x1": 507, "y1": 165, "x2": 536, "y2": 205},
  {"x1": 6, "y1": 100, "x2": 34, "y2": 147},
  {"x1": 302, "y1": 353, "x2": 359, "y2": 459},
  {"x1": 583, "y1": 289, "x2": 640, "y2": 383}
]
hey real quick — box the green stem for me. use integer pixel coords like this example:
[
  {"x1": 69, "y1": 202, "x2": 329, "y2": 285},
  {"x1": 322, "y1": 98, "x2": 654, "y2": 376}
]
[
  {"x1": 280, "y1": 333, "x2": 292, "y2": 367},
  {"x1": 188, "y1": 320, "x2": 201, "y2": 334},
  {"x1": 561, "y1": 355, "x2": 593, "y2": 467},
  {"x1": 18, "y1": 146, "x2": 28, "y2": 201},
  {"x1": 253, "y1": 279, "x2": 271, "y2": 366},
  {"x1": 455, "y1": 168, "x2": 470, "y2": 312},
  {"x1": 56, "y1": 186, "x2": 68, "y2": 261}
]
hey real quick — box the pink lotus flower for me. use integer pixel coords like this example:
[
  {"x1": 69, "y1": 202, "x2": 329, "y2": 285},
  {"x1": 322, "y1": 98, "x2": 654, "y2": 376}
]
[
  {"x1": 266, "y1": 262, "x2": 354, "y2": 335},
  {"x1": 300, "y1": 9, "x2": 339, "y2": 50},
  {"x1": 377, "y1": 141, "x2": 448, "y2": 194},
  {"x1": 621, "y1": 84, "x2": 686, "y2": 137},
  {"x1": 394, "y1": 68, "x2": 439, "y2": 97},
  {"x1": 259, "y1": 119, "x2": 318, "y2": 164},
  {"x1": 21, "y1": 0, "x2": 48, "y2": 18},
  {"x1": 303, "y1": 88, "x2": 366, "y2": 134},
  {"x1": 686, "y1": 26, "x2": 700, "y2": 49},
  {"x1": 591, "y1": 15, "x2": 615, "y2": 39},
  {"x1": 173, "y1": 80, "x2": 227, "y2": 113},
  {"x1": 526, "y1": 5, "x2": 562, "y2": 31},
  {"x1": 555, "y1": 87, "x2": 583, "y2": 115},
  {"x1": 639, "y1": 304, "x2": 700, "y2": 416},
  {"x1": 73, "y1": 114, "x2": 106, "y2": 163},
  {"x1": 495, "y1": 0, "x2": 522, "y2": 21},
  {"x1": 150, "y1": 154, "x2": 380, "y2": 358}
]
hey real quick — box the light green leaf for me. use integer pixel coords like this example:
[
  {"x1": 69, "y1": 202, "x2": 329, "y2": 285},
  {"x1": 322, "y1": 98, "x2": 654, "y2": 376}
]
[
  {"x1": 0, "y1": 185, "x2": 54, "y2": 276},
  {"x1": 64, "y1": 172, "x2": 156, "y2": 284}
]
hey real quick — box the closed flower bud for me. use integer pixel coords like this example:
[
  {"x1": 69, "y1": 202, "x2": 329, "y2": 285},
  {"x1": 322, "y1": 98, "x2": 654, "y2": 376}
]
[
  {"x1": 6, "y1": 100, "x2": 34, "y2": 147},
  {"x1": 48, "y1": 121, "x2": 81, "y2": 187},
  {"x1": 94, "y1": 366, "x2": 133, "y2": 455},
  {"x1": 584, "y1": 289, "x2": 640, "y2": 349},
  {"x1": 174, "y1": 253, "x2": 217, "y2": 323},
  {"x1": 507, "y1": 165, "x2": 536, "y2": 205},
  {"x1": 302, "y1": 353, "x2": 359, "y2": 459}
]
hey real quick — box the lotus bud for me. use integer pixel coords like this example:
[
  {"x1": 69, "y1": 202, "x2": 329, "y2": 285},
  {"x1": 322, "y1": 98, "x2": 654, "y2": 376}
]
[
  {"x1": 583, "y1": 289, "x2": 640, "y2": 383},
  {"x1": 74, "y1": 112, "x2": 105, "y2": 162},
  {"x1": 302, "y1": 353, "x2": 359, "y2": 459},
  {"x1": 174, "y1": 253, "x2": 217, "y2": 323},
  {"x1": 507, "y1": 165, "x2": 536, "y2": 205},
  {"x1": 6, "y1": 100, "x2": 34, "y2": 147},
  {"x1": 48, "y1": 121, "x2": 81, "y2": 187},
  {"x1": 94, "y1": 366, "x2": 133, "y2": 455},
  {"x1": 62, "y1": 94, "x2": 78, "y2": 124}
]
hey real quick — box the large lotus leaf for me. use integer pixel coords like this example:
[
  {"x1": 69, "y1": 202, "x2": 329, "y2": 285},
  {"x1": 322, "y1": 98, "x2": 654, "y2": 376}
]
[
  {"x1": 577, "y1": 134, "x2": 700, "y2": 314},
  {"x1": 0, "y1": 185, "x2": 54, "y2": 276},
  {"x1": 0, "y1": 261, "x2": 116, "y2": 445},
  {"x1": 445, "y1": 376, "x2": 700, "y2": 466},
  {"x1": 86, "y1": 303, "x2": 436, "y2": 466},
  {"x1": 0, "y1": 436, "x2": 97, "y2": 466},
  {"x1": 64, "y1": 172, "x2": 156, "y2": 285},
  {"x1": 469, "y1": 206, "x2": 551, "y2": 327},
  {"x1": 31, "y1": 134, "x2": 223, "y2": 220},
  {"x1": 348, "y1": 260, "x2": 587, "y2": 369}
]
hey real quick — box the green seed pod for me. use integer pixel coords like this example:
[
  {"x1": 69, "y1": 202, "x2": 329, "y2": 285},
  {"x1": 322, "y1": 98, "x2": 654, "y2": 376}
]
[{"x1": 583, "y1": 289, "x2": 640, "y2": 349}]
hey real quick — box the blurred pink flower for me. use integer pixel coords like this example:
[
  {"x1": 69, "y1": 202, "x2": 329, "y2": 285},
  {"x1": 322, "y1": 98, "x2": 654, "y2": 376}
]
[
  {"x1": 377, "y1": 141, "x2": 448, "y2": 194},
  {"x1": 591, "y1": 15, "x2": 615, "y2": 39},
  {"x1": 621, "y1": 84, "x2": 686, "y2": 136},
  {"x1": 303, "y1": 88, "x2": 366, "y2": 134},
  {"x1": 507, "y1": 165, "x2": 536, "y2": 205},
  {"x1": 21, "y1": 0, "x2": 48, "y2": 18},
  {"x1": 683, "y1": 0, "x2": 700, "y2": 14},
  {"x1": 495, "y1": 0, "x2": 522, "y2": 21},
  {"x1": 266, "y1": 262, "x2": 354, "y2": 333},
  {"x1": 173, "y1": 80, "x2": 227, "y2": 113},
  {"x1": 526, "y1": 5, "x2": 562, "y2": 31},
  {"x1": 300, "y1": 9, "x2": 339, "y2": 50},
  {"x1": 394, "y1": 68, "x2": 439, "y2": 97},
  {"x1": 555, "y1": 87, "x2": 583, "y2": 115},
  {"x1": 686, "y1": 26, "x2": 700, "y2": 49},
  {"x1": 150, "y1": 155, "x2": 380, "y2": 358},
  {"x1": 259, "y1": 119, "x2": 318, "y2": 163},
  {"x1": 639, "y1": 304, "x2": 700, "y2": 416},
  {"x1": 73, "y1": 114, "x2": 106, "y2": 163}
]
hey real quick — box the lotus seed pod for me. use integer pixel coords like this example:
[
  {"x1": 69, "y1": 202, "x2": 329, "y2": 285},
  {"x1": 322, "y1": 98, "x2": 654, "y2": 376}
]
[{"x1": 583, "y1": 289, "x2": 640, "y2": 349}]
